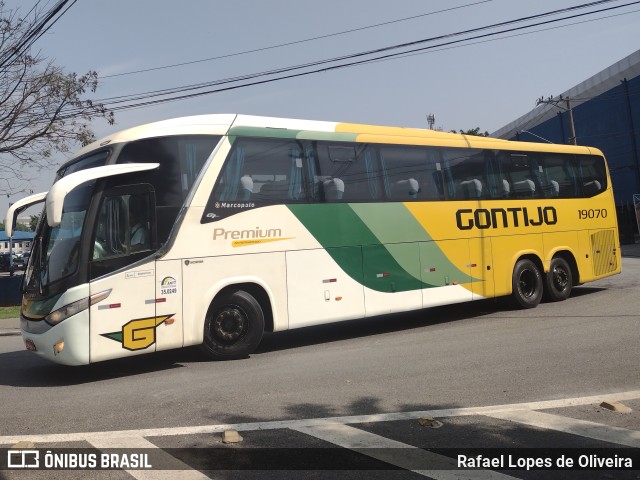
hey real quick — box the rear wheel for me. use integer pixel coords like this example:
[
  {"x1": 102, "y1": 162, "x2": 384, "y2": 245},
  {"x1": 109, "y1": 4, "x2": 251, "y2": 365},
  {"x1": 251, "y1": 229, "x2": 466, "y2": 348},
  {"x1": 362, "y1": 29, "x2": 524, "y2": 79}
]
[
  {"x1": 544, "y1": 257, "x2": 573, "y2": 302},
  {"x1": 201, "y1": 290, "x2": 265, "y2": 360},
  {"x1": 511, "y1": 259, "x2": 543, "y2": 309}
]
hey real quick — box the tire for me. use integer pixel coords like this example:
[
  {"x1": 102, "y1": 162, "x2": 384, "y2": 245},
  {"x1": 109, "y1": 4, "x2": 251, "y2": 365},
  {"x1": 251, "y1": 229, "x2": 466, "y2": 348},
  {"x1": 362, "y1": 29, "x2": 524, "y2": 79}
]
[
  {"x1": 544, "y1": 257, "x2": 573, "y2": 302},
  {"x1": 511, "y1": 259, "x2": 543, "y2": 309},
  {"x1": 201, "y1": 290, "x2": 265, "y2": 360}
]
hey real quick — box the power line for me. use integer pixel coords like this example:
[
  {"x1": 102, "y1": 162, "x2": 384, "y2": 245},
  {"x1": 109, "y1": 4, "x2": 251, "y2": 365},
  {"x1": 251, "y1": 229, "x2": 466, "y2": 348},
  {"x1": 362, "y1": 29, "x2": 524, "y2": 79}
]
[
  {"x1": 53, "y1": 0, "x2": 638, "y2": 118},
  {"x1": 102, "y1": 0, "x2": 495, "y2": 79},
  {"x1": 93, "y1": 0, "x2": 630, "y2": 109},
  {"x1": 0, "y1": 0, "x2": 76, "y2": 69},
  {"x1": 359, "y1": 8, "x2": 640, "y2": 68}
]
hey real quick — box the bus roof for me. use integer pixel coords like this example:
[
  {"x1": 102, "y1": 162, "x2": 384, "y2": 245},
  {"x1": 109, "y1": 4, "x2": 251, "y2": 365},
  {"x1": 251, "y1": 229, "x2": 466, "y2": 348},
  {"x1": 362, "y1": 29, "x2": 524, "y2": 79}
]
[{"x1": 67, "y1": 114, "x2": 600, "y2": 169}]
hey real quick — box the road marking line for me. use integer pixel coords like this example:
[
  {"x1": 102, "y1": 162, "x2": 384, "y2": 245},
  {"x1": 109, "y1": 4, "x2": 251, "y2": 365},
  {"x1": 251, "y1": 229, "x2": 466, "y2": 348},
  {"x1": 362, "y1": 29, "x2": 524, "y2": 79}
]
[
  {"x1": 291, "y1": 423, "x2": 518, "y2": 480},
  {"x1": 1, "y1": 390, "x2": 639, "y2": 444},
  {"x1": 87, "y1": 435, "x2": 211, "y2": 480},
  {"x1": 487, "y1": 410, "x2": 640, "y2": 447}
]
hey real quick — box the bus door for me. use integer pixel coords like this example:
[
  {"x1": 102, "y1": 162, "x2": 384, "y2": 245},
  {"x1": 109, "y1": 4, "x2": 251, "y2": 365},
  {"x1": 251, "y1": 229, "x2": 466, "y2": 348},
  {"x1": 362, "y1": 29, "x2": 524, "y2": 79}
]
[{"x1": 88, "y1": 187, "x2": 160, "y2": 362}]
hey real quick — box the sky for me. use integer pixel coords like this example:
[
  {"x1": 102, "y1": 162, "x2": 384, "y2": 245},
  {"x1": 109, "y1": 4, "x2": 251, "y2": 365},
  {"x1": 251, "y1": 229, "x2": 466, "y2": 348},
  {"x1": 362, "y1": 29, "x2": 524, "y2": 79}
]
[{"x1": 1, "y1": 0, "x2": 639, "y2": 215}]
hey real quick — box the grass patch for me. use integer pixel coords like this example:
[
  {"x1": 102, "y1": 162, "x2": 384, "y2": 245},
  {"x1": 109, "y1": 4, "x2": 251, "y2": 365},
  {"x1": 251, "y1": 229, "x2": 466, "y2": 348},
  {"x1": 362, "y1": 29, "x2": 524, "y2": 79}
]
[{"x1": 0, "y1": 306, "x2": 20, "y2": 319}]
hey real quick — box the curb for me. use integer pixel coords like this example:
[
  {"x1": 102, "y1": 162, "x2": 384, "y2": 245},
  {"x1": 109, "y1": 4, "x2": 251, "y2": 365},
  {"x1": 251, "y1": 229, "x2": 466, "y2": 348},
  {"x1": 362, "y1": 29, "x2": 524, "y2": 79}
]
[{"x1": 0, "y1": 329, "x2": 20, "y2": 337}]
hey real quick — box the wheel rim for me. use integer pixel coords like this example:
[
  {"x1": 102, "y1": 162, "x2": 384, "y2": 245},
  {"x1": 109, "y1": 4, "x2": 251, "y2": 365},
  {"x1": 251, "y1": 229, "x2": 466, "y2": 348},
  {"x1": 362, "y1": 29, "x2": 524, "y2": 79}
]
[
  {"x1": 552, "y1": 266, "x2": 569, "y2": 291},
  {"x1": 211, "y1": 306, "x2": 248, "y2": 345},
  {"x1": 518, "y1": 269, "x2": 537, "y2": 298}
]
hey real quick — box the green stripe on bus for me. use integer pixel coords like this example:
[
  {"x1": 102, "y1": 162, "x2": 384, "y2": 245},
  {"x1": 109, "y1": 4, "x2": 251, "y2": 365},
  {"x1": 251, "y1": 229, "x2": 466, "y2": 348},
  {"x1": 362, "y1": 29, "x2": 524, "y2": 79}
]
[
  {"x1": 350, "y1": 203, "x2": 476, "y2": 284},
  {"x1": 287, "y1": 203, "x2": 437, "y2": 292}
]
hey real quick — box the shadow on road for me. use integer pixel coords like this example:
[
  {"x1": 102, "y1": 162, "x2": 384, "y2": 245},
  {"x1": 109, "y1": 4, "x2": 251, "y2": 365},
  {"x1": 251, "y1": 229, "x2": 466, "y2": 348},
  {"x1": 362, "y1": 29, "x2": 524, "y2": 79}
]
[{"x1": 0, "y1": 288, "x2": 607, "y2": 388}]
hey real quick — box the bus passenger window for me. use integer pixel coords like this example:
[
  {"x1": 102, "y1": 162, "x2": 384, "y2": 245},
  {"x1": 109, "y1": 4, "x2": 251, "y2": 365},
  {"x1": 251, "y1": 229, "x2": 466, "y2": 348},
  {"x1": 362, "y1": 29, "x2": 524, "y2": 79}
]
[
  {"x1": 578, "y1": 155, "x2": 607, "y2": 196},
  {"x1": 314, "y1": 142, "x2": 376, "y2": 202},
  {"x1": 214, "y1": 139, "x2": 303, "y2": 204},
  {"x1": 507, "y1": 154, "x2": 537, "y2": 198},
  {"x1": 539, "y1": 155, "x2": 579, "y2": 198},
  {"x1": 378, "y1": 146, "x2": 434, "y2": 201}
]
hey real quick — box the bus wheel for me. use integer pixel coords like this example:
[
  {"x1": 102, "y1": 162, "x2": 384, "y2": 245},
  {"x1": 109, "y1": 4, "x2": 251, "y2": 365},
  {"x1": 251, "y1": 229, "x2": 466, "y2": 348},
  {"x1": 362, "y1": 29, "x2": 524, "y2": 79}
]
[
  {"x1": 201, "y1": 290, "x2": 265, "y2": 360},
  {"x1": 544, "y1": 257, "x2": 573, "y2": 302},
  {"x1": 511, "y1": 259, "x2": 543, "y2": 309}
]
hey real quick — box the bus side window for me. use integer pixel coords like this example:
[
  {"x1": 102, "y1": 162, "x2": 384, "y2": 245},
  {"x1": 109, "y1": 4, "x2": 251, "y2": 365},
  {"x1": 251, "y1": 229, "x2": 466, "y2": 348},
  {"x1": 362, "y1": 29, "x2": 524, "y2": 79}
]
[
  {"x1": 214, "y1": 139, "x2": 304, "y2": 204},
  {"x1": 578, "y1": 155, "x2": 607, "y2": 197},
  {"x1": 485, "y1": 151, "x2": 511, "y2": 198},
  {"x1": 507, "y1": 153, "x2": 537, "y2": 198},
  {"x1": 538, "y1": 155, "x2": 582, "y2": 198},
  {"x1": 444, "y1": 148, "x2": 488, "y2": 200},
  {"x1": 380, "y1": 146, "x2": 443, "y2": 202},
  {"x1": 314, "y1": 142, "x2": 378, "y2": 202},
  {"x1": 93, "y1": 191, "x2": 154, "y2": 261}
]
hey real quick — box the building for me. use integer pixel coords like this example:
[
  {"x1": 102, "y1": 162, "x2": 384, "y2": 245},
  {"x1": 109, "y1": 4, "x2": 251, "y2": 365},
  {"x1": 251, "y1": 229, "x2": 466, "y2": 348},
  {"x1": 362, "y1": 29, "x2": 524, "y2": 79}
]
[
  {"x1": 493, "y1": 49, "x2": 640, "y2": 239},
  {"x1": 0, "y1": 230, "x2": 34, "y2": 255}
]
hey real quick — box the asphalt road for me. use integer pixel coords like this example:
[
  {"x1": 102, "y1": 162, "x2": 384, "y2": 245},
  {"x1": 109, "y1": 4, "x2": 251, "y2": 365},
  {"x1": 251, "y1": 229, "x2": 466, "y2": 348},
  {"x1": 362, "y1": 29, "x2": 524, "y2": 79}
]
[{"x1": 0, "y1": 258, "x2": 638, "y2": 440}]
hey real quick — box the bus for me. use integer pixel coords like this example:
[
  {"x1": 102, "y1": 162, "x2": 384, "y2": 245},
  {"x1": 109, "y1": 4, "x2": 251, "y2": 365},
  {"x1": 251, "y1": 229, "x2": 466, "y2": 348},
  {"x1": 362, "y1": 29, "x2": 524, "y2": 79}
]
[{"x1": 4, "y1": 114, "x2": 620, "y2": 365}]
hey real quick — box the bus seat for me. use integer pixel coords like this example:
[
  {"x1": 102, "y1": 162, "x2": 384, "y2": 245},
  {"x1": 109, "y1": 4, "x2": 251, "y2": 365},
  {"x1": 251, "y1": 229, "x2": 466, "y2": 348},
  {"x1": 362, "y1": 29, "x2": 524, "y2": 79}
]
[
  {"x1": 259, "y1": 180, "x2": 289, "y2": 201},
  {"x1": 239, "y1": 175, "x2": 253, "y2": 201},
  {"x1": 391, "y1": 178, "x2": 420, "y2": 200},
  {"x1": 502, "y1": 179, "x2": 511, "y2": 197},
  {"x1": 513, "y1": 179, "x2": 535, "y2": 197},
  {"x1": 460, "y1": 179, "x2": 482, "y2": 199},
  {"x1": 549, "y1": 180, "x2": 560, "y2": 197},
  {"x1": 323, "y1": 178, "x2": 344, "y2": 200},
  {"x1": 583, "y1": 180, "x2": 601, "y2": 195}
]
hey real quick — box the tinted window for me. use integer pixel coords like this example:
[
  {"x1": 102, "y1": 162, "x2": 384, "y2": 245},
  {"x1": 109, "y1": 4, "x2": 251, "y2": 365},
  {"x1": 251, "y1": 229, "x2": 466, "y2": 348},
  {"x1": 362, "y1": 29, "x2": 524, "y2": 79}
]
[
  {"x1": 57, "y1": 150, "x2": 110, "y2": 180},
  {"x1": 214, "y1": 138, "x2": 305, "y2": 204},
  {"x1": 114, "y1": 135, "x2": 220, "y2": 244},
  {"x1": 537, "y1": 154, "x2": 579, "y2": 198},
  {"x1": 378, "y1": 146, "x2": 440, "y2": 201},
  {"x1": 312, "y1": 142, "x2": 381, "y2": 202},
  {"x1": 205, "y1": 137, "x2": 609, "y2": 220},
  {"x1": 578, "y1": 155, "x2": 607, "y2": 196},
  {"x1": 443, "y1": 149, "x2": 490, "y2": 200}
]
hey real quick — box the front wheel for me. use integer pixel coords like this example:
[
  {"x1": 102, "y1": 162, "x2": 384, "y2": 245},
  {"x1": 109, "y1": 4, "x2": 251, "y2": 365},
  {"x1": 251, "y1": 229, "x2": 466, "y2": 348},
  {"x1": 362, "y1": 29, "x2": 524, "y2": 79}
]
[
  {"x1": 201, "y1": 290, "x2": 265, "y2": 360},
  {"x1": 511, "y1": 259, "x2": 543, "y2": 309},
  {"x1": 544, "y1": 257, "x2": 573, "y2": 302}
]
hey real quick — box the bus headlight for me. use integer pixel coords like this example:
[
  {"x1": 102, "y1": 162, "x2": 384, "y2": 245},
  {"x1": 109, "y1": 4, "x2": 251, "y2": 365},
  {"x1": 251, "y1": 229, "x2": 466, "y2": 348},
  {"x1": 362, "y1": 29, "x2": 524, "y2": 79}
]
[
  {"x1": 45, "y1": 297, "x2": 90, "y2": 326},
  {"x1": 44, "y1": 290, "x2": 111, "y2": 326}
]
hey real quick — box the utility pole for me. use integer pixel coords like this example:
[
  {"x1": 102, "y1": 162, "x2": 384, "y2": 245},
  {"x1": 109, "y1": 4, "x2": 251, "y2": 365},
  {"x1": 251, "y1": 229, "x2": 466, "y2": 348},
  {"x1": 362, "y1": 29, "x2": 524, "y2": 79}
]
[{"x1": 536, "y1": 95, "x2": 577, "y2": 145}]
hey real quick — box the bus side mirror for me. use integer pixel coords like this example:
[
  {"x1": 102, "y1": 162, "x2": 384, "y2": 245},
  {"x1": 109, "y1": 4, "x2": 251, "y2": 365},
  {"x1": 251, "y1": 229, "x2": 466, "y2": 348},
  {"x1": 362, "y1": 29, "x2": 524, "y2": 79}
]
[{"x1": 4, "y1": 192, "x2": 47, "y2": 237}]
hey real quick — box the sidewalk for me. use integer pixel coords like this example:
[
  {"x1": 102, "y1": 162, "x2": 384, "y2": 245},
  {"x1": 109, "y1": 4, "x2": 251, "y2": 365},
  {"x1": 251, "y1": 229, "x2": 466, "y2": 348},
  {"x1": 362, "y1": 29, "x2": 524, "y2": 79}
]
[
  {"x1": 0, "y1": 316, "x2": 20, "y2": 337},
  {"x1": 0, "y1": 242, "x2": 638, "y2": 337}
]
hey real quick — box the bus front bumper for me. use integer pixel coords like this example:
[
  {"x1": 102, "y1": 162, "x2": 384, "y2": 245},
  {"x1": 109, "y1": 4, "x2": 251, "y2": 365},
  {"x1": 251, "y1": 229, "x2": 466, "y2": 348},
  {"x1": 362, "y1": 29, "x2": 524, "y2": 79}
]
[{"x1": 21, "y1": 310, "x2": 90, "y2": 366}]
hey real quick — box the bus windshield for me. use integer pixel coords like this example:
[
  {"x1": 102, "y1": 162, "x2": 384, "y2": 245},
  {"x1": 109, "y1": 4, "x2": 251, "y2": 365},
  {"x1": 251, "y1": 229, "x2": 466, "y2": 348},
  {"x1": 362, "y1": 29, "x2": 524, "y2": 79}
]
[{"x1": 24, "y1": 151, "x2": 110, "y2": 292}]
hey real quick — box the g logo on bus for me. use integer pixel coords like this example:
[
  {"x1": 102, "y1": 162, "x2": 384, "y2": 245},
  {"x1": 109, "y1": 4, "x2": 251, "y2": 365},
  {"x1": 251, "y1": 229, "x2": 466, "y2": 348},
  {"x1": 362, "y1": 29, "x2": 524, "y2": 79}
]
[{"x1": 101, "y1": 315, "x2": 174, "y2": 351}]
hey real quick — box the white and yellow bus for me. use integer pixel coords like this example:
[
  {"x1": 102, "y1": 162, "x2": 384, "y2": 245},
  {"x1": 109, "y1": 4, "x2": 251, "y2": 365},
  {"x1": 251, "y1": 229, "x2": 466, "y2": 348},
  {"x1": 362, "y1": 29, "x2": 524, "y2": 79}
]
[{"x1": 5, "y1": 114, "x2": 620, "y2": 365}]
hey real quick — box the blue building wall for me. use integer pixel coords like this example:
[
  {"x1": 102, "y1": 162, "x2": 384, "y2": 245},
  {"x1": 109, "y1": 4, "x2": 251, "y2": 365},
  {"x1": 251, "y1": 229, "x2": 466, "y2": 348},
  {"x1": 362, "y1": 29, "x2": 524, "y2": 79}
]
[{"x1": 513, "y1": 75, "x2": 640, "y2": 207}]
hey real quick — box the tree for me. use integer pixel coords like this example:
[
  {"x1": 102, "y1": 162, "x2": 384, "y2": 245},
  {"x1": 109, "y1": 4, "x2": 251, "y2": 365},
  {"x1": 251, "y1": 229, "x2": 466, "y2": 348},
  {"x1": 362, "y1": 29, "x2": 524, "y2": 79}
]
[
  {"x1": 29, "y1": 213, "x2": 38, "y2": 231},
  {"x1": 13, "y1": 221, "x2": 29, "y2": 231},
  {"x1": 451, "y1": 127, "x2": 490, "y2": 137},
  {"x1": 0, "y1": 1, "x2": 114, "y2": 196}
]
